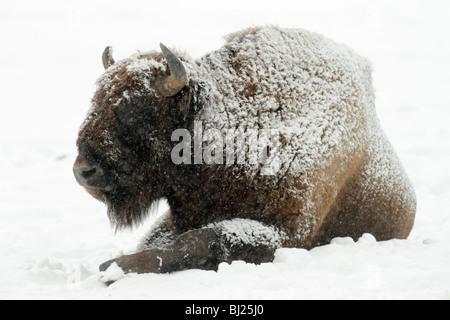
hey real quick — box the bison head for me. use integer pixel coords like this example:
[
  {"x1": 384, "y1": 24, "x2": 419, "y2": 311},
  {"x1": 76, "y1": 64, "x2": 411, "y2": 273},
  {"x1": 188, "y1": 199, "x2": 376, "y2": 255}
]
[{"x1": 73, "y1": 44, "x2": 204, "y2": 229}]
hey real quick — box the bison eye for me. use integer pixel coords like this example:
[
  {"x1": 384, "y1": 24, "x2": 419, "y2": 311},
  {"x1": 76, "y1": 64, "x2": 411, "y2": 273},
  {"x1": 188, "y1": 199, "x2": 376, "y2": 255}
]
[
  {"x1": 114, "y1": 102, "x2": 138, "y2": 126},
  {"x1": 114, "y1": 101, "x2": 155, "y2": 145}
]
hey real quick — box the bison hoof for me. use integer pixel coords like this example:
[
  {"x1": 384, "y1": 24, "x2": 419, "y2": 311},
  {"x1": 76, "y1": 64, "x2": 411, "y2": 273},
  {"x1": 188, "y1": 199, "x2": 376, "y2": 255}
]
[{"x1": 99, "y1": 258, "x2": 120, "y2": 272}]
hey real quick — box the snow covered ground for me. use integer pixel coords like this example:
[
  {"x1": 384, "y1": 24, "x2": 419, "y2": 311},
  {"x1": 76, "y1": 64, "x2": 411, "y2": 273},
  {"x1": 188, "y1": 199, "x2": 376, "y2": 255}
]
[{"x1": 1, "y1": 0, "x2": 450, "y2": 299}]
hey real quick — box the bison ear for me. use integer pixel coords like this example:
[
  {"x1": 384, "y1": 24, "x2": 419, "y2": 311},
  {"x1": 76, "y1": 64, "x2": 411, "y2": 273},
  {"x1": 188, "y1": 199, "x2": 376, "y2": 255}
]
[
  {"x1": 181, "y1": 80, "x2": 211, "y2": 119},
  {"x1": 155, "y1": 43, "x2": 188, "y2": 97},
  {"x1": 102, "y1": 46, "x2": 115, "y2": 69},
  {"x1": 170, "y1": 81, "x2": 209, "y2": 120}
]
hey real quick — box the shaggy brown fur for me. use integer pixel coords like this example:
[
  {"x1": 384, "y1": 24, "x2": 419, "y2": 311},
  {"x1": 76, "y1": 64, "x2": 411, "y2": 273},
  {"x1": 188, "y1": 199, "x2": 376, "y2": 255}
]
[{"x1": 75, "y1": 26, "x2": 416, "y2": 274}]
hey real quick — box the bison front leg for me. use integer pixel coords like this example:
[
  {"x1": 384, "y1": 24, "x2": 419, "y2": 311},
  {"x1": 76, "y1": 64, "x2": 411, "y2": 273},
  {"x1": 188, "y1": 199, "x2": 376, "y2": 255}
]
[
  {"x1": 100, "y1": 228, "x2": 221, "y2": 274},
  {"x1": 100, "y1": 219, "x2": 283, "y2": 274}
]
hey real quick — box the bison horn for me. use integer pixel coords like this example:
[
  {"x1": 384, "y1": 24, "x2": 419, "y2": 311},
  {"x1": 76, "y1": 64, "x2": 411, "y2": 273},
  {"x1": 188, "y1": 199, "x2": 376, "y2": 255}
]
[
  {"x1": 102, "y1": 46, "x2": 115, "y2": 69},
  {"x1": 155, "y1": 43, "x2": 188, "y2": 97}
]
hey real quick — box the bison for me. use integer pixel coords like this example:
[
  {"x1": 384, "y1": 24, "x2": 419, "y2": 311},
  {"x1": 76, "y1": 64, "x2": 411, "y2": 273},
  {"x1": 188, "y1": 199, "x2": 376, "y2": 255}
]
[{"x1": 73, "y1": 26, "x2": 416, "y2": 274}]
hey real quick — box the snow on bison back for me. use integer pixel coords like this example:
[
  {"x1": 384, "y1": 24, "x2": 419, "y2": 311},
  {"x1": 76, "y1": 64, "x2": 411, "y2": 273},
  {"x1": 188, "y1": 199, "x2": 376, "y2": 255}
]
[{"x1": 73, "y1": 26, "x2": 416, "y2": 274}]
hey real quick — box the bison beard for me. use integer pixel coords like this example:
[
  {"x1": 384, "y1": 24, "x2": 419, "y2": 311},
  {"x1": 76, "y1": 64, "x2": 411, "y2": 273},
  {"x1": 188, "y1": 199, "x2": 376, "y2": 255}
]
[
  {"x1": 75, "y1": 26, "x2": 416, "y2": 276},
  {"x1": 104, "y1": 186, "x2": 152, "y2": 230}
]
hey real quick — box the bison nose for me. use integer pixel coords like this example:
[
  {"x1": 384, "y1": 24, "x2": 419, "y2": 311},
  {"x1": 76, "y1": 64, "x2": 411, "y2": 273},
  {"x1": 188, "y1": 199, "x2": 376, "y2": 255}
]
[{"x1": 73, "y1": 161, "x2": 102, "y2": 187}]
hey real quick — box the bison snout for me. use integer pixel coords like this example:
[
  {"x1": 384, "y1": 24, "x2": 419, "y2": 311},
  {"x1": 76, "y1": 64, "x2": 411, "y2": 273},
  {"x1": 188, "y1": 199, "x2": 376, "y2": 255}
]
[{"x1": 73, "y1": 160, "x2": 103, "y2": 187}]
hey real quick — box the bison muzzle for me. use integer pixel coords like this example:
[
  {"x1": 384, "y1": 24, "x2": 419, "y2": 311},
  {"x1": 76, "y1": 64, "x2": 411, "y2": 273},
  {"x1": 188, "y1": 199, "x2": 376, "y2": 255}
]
[{"x1": 74, "y1": 26, "x2": 416, "y2": 275}]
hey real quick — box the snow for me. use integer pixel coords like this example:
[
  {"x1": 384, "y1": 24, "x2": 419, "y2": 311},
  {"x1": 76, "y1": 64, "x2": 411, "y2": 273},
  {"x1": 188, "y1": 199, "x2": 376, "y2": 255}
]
[
  {"x1": 1, "y1": 0, "x2": 450, "y2": 299},
  {"x1": 209, "y1": 218, "x2": 284, "y2": 248},
  {"x1": 195, "y1": 25, "x2": 373, "y2": 181}
]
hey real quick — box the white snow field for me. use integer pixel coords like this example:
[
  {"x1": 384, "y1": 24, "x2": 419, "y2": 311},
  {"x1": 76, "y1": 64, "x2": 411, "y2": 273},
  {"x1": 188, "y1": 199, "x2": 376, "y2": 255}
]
[{"x1": 1, "y1": 0, "x2": 450, "y2": 299}]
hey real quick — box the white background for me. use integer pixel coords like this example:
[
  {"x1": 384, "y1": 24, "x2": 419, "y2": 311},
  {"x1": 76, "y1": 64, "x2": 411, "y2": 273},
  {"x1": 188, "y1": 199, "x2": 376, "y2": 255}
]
[{"x1": 1, "y1": 0, "x2": 450, "y2": 299}]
